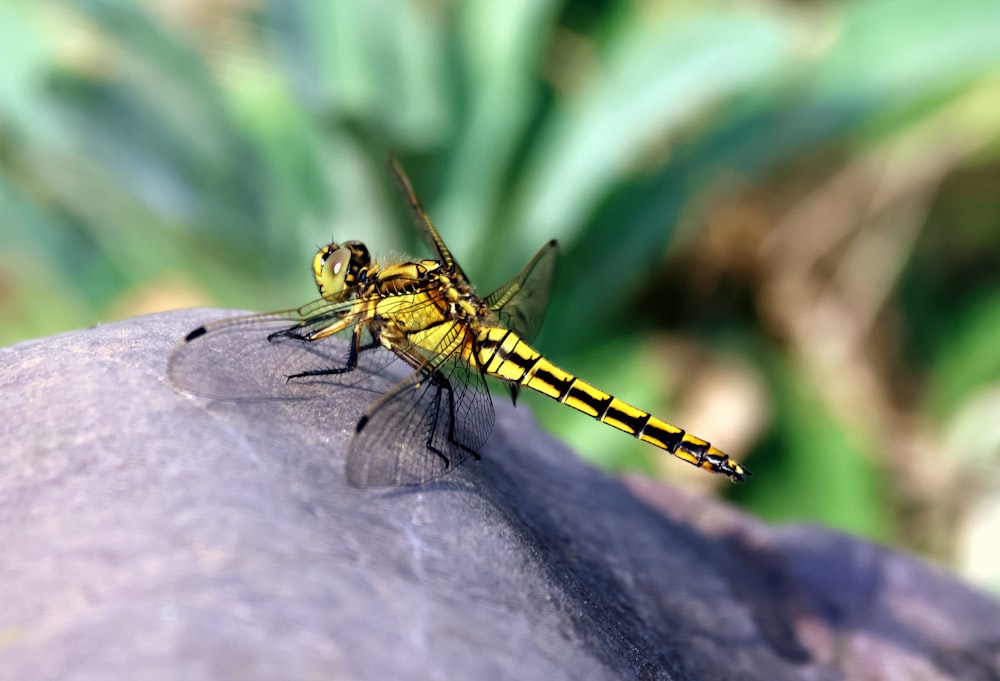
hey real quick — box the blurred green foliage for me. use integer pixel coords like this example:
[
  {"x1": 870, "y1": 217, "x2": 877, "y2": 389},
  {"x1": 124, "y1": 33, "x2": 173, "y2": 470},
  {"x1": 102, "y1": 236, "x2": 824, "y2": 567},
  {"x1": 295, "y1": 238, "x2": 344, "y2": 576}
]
[{"x1": 2, "y1": 0, "x2": 1000, "y2": 587}]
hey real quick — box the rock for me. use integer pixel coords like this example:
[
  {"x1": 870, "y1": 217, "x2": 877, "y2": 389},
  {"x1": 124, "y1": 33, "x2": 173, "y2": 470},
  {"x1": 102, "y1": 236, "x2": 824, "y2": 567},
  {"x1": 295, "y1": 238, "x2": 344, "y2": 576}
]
[{"x1": 1, "y1": 309, "x2": 997, "y2": 681}]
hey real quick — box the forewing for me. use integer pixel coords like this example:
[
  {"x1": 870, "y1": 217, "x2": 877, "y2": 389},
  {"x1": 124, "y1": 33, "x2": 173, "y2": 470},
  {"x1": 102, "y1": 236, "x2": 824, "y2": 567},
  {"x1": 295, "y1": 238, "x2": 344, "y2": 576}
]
[
  {"x1": 484, "y1": 239, "x2": 558, "y2": 343},
  {"x1": 167, "y1": 299, "x2": 397, "y2": 401},
  {"x1": 345, "y1": 341, "x2": 495, "y2": 487},
  {"x1": 388, "y1": 156, "x2": 469, "y2": 282}
]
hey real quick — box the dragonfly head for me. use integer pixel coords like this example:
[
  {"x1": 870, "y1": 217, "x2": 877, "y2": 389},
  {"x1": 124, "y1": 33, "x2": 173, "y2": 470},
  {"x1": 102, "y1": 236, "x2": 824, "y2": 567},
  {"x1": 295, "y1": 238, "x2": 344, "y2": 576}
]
[{"x1": 313, "y1": 240, "x2": 371, "y2": 299}]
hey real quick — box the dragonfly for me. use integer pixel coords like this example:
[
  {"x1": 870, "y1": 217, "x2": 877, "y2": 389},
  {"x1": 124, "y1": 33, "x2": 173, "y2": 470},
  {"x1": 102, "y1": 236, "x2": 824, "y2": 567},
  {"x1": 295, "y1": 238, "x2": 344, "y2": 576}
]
[{"x1": 168, "y1": 159, "x2": 750, "y2": 488}]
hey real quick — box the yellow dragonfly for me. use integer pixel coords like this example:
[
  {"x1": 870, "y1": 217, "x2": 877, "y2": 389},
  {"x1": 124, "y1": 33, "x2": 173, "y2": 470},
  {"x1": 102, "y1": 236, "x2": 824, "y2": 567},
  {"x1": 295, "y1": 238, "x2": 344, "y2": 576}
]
[{"x1": 168, "y1": 160, "x2": 749, "y2": 487}]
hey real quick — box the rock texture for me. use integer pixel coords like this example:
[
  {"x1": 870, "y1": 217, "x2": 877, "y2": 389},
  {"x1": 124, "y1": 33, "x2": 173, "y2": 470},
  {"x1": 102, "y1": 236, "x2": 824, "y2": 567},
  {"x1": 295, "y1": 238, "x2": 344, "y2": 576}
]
[{"x1": 1, "y1": 309, "x2": 998, "y2": 681}]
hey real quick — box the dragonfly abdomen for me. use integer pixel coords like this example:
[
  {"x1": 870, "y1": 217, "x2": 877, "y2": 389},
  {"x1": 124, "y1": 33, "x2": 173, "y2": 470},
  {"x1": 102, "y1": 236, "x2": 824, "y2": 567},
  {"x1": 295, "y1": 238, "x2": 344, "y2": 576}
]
[{"x1": 476, "y1": 327, "x2": 749, "y2": 482}]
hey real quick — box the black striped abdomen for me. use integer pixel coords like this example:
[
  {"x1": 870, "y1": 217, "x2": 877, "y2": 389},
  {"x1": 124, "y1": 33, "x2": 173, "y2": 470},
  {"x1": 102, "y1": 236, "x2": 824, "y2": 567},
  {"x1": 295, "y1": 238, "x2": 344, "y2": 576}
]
[{"x1": 475, "y1": 327, "x2": 749, "y2": 481}]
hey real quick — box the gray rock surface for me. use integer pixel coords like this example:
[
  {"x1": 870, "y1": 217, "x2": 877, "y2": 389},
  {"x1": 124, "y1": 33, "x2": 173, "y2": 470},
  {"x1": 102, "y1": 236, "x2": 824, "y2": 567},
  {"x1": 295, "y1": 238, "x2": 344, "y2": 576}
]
[{"x1": 1, "y1": 309, "x2": 998, "y2": 681}]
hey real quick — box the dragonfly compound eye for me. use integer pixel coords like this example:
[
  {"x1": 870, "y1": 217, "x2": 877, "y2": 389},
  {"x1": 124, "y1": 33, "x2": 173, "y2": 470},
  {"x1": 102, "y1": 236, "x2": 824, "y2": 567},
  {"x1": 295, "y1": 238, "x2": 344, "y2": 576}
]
[
  {"x1": 313, "y1": 244, "x2": 353, "y2": 298},
  {"x1": 313, "y1": 241, "x2": 372, "y2": 298}
]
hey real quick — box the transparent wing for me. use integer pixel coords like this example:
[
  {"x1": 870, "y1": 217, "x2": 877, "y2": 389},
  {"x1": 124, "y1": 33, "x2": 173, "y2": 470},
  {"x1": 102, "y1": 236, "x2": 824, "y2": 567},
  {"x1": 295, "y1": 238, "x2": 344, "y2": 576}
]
[
  {"x1": 388, "y1": 156, "x2": 469, "y2": 282},
  {"x1": 345, "y1": 334, "x2": 495, "y2": 487},
  {"x1": 485, "y1": 239, "x2": 558, "y2": 343},
  {"x1": 167, "y1": 299, "x2": 398, "y2": 401}
]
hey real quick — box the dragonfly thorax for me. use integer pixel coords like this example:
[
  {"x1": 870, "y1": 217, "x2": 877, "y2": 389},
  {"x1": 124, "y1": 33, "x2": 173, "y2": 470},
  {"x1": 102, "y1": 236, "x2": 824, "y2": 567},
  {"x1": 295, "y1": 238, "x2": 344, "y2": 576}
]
[
  {"x1": 313, "y1": 240, "x2": 371, "y2": 300},
  {"x1": 368, "y1": 259, "x2": 489, "y2": 322},
  {"x1": 437, "y1": 271, "x2": 488, "y2": 320}
]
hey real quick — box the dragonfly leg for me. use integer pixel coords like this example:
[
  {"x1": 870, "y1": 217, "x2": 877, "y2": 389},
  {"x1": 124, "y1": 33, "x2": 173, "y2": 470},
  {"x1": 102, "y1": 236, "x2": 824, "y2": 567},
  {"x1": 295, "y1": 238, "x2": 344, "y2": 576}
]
[
  {"x1": 420, "y1": 383, "x2": 453, "y2": 469},
  {"x1": 420, "y1": 375, "x2": 481, "y2": 469},
  {"x1": 441, "y1": 376, "x2": 482, "y2": 463},
  {"x1": 284, "y1": 325, "x2": 378, "y2": 380}
]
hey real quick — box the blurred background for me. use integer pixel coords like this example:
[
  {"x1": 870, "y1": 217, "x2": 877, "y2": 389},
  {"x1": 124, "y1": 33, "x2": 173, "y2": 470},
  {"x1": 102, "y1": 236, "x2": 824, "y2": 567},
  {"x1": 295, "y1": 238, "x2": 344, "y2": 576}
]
[{"x1": 1, "y1": 0, "x2": 999, "y2": 593}]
